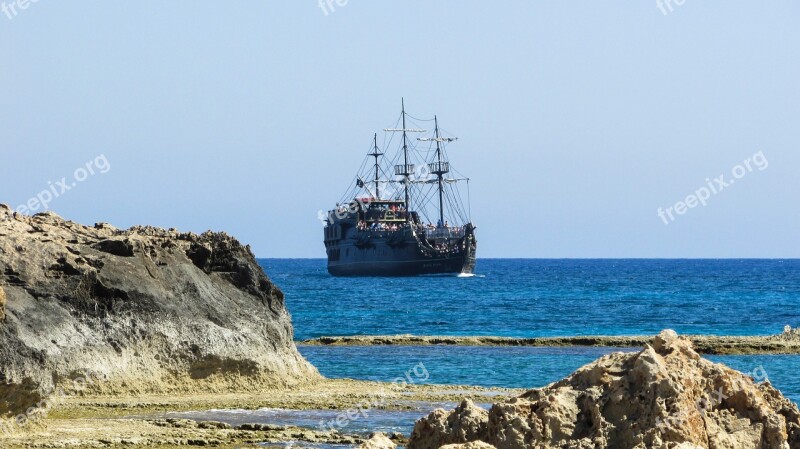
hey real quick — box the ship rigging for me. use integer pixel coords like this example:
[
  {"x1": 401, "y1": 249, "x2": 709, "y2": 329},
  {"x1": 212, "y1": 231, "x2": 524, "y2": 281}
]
[{"x1": 323, "y1": 100, "x2": 477, "y2": 276}]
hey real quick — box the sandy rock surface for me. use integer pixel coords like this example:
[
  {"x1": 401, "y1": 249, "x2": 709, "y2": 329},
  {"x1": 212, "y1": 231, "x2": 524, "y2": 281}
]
[
  {"x1": 408, "y1": 330, "x2": 800, "y2": 449},
  {"x1": 0, "y1": 285, "x2": 6, "y2": 321},
  {"x1": 0, "y1": 380, "x2": 518, "y2": 448},
  {"x1": 440, "y1": 442, "x2": 498, "y2": 449},
  {"x1": 0, "y1": 206, "x2": 319, "y2": 416},
  {"x1": 358, "y1": 432, "x2": 398, "y2": 449},
  {"x1": 409, "y1": 399, "x2": 489, "y2": 449}
]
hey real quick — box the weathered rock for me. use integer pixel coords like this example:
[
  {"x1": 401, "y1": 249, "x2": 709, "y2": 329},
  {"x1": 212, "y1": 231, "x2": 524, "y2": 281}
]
[
  {"x1": 408, "y1": 330, "x2": 800, "y2": 449},
  {"x1": 0, "y1": 285, "x2": 6, "y2": 321},
  {"x1": 784, "y1": 325, "x2": 800, "y2": 338},
  {"x1": 408, "y1": 399, "x2": 489, "y2": 449},
  {"x1": 358, "y1": 432, "x2": 397, "y2": 449},
  {"x1": 440, "y1": 442, "x2": 497, "y2": 449},
  {"x1": 93, "y1": 238, "x2": 135, "y2": 257},
  {"x1": 302, "y1": 332, "x2": 800, "y2": 356},
  {"x1": 0, "y1": 208, "x2": 320, "y2": 416},
  {"x1": 197, "y1": 420, "x2": 232, "y2": 430}
]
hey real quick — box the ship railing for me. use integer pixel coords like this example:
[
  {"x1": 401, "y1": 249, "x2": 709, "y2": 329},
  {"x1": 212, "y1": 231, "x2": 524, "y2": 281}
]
[
  {"x1": 357, "y1": 224, "x2": 409, "y2": 235},
  {"x1": 423, "y1": 227, "x2": 466, "y2": 240}
]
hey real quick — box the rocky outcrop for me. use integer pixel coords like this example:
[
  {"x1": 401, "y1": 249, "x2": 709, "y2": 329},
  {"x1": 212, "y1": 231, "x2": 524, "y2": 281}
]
[
  {"x1": 408, "y1": 400, "x2": 490, "y2": 449},
  {"x1": 0, "y1": 206, "x2": 319, "y2": 416},
  {"x1": 408, "y1": 330, "x2": 800, "y2": 449},
  {"x1": 357, "y1": 432, "x2": 398, "y2": 449}
]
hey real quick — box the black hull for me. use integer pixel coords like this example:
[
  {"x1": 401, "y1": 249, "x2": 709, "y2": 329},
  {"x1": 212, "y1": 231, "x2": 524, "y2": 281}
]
[
  {"x1": 328, "y1": 251, "x2": 475, "y2": 277},
  {"x1": 326, "y1": 230, "x2": 477, "y2": 277}
]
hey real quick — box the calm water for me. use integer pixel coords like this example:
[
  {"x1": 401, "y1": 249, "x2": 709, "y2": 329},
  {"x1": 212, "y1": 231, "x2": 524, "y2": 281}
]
[
  {"x1": 161, "y1": 406, "x2": 433, "y2": 435},
  {"x1": 258, "y1": 259, "x2": 800, "y2": 409},
  {"x1": 298, "y1": 345, "x2": 800, "y2": 404},
  {"x1": 166, "y1": 347, "x2": 800, "y2": 438},
  {"x1": 260, "y1": 259, "x2": 800, "y2": 340}
]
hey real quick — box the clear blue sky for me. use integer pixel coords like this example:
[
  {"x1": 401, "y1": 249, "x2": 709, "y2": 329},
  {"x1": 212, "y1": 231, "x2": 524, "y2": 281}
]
[{"x1": 1, "y1": 1, "x2": 798, "y2": 258}]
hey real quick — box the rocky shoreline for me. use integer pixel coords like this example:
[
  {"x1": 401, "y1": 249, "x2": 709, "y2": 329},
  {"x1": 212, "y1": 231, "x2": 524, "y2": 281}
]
[
  {"x1": 0, "y1": 379, "x2": 518, "y2": 449},
  {"x1": 406, "y1": 331, "x2": 800, "y2": 449},
  {"x1": 2, "y1": 209, "x2": 799, "y2": 448},
  {"x1": 0, "y1": 207, "x2": 318, "y2": 418},
  {"x1": 4, "y1": 332, "x2": 799, "y2": 449},
  {"x1": 301, "y1": 330, "x2": 800, "y2": 355},
  {"x1": 0, "y1": 209, "x2": 521, "y2": 448}
]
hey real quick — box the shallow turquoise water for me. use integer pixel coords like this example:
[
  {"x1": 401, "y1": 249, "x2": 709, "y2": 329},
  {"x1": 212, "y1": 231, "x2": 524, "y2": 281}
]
[
  {"x1": 163, "y1": 347, "x2": 799, "y2": 440},
  {"x1": 161, "y1": 406, "x2": 435, "y2": 435},
  {"x1": 297, "y1": 345, "x2": 800, "y2": 405},
  {"x1": 298, "y1": 345, "x2": 631, "y2": 387}
]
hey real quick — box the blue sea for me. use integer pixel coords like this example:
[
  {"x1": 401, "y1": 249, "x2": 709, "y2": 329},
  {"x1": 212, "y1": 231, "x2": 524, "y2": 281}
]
[
  {"x1": 258, "y1": 259, "x2": 800, "y2": 404},
  {"x1": 261, "y1": 259, "x2": 799, "y2": 339}
]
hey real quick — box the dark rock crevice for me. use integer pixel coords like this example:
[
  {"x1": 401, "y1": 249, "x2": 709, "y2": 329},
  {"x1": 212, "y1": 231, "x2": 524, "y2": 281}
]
[{"x1": 93, "y1": 238, "x2": 135, "y2": 257}]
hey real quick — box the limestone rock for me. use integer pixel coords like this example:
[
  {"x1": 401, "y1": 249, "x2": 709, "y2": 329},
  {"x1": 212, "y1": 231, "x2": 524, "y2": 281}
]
[
  {"x1": 0, "y1": 285, "x2": 5, "y2": 321},
  {"x1": 783, "y1": 325, "x2": 800, "y2": 338},
  {"x1": 408, "y1": 330, "x2": 800, "y2": 449},
  {"x1": 0, "y1": 209, "x2": 319, "y2": 416},
  {"x1": 440, "y1": 442, "x2": 497, "y2": 449},
  {"x1": 357, "y1": 432, "x2": 397, "y2": 449},
  {"x1": 408, "y1": 399, "x2": 489, "y2": 449}
]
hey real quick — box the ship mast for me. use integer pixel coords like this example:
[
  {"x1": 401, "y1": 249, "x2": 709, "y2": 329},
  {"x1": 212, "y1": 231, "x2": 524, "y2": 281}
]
[
  {"x1": 401, "y1": 99, "x2": 410, "y2": 214},
  {"x1": 369, "y1": 133, "x2": 383, "y2": 200},
  {"x1": 420, "y1": 117, "x2": 457, "y2": 228},
  {"x1": 384, "y1": 99, "x2": 425, "y2": 222},
  {"x1": 434, "y1": 117, "x2": 445, "y2": 226}
]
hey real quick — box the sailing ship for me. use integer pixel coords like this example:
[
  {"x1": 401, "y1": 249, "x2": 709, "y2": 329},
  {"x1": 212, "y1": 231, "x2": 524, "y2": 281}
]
[{"x1": 322, "y1": 100, "x2": 477, "y2": 276}]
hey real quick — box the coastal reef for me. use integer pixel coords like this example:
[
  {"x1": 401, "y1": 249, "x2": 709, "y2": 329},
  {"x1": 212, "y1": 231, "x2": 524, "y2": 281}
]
[
  {"x1": 0, "y1": 205, "x2": 319, "y2": 416},
  {"x1": 304, "y1": 332, "x2": 800, "y2": 355},
  {"x1": 408, "y1": 330, "x2": 800, "y2": 449}
]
